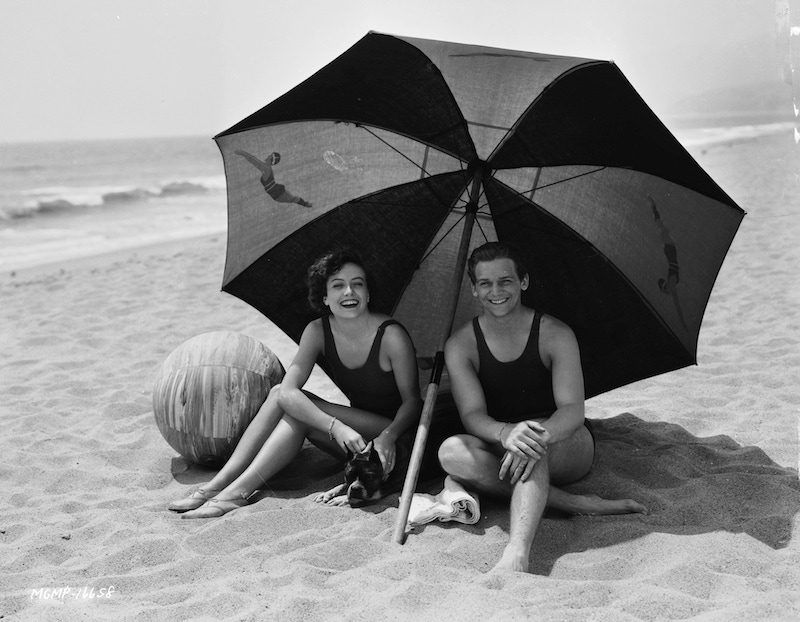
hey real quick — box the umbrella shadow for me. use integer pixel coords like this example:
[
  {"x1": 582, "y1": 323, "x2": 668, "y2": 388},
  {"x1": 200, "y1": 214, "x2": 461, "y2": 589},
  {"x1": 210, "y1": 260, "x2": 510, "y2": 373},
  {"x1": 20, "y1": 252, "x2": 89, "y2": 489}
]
[{"x1": 520, "y1": 413, "x2": 799, "y2": 575}]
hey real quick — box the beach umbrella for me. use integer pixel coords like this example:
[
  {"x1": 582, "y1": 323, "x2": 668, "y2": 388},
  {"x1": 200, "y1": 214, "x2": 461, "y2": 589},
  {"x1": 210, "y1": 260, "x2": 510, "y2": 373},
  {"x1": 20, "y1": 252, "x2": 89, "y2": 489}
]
[{"x1": 213, "y1": 32, "x2": 745, "y2": 543}]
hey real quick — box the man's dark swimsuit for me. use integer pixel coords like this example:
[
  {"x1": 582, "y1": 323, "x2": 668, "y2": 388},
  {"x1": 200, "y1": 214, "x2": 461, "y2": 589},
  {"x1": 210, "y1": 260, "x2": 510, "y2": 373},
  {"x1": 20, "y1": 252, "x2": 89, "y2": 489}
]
[{"x1": 473, "y1": 311, "x2": 595, "y2": 444}]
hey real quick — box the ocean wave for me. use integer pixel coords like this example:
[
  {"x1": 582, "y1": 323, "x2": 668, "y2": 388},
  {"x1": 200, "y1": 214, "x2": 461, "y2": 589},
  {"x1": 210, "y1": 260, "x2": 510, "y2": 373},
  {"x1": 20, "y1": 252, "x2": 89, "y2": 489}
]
[{"x1": 0, "y1": 175, "x2": 225, "y2": 220}]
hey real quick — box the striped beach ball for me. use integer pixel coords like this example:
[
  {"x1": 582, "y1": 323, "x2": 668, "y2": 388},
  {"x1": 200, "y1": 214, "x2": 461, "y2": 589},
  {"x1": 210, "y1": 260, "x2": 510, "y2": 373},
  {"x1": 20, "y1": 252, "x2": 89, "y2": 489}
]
[{"x1": 153, "y1": 331, "x2": 285, "y2": 466}]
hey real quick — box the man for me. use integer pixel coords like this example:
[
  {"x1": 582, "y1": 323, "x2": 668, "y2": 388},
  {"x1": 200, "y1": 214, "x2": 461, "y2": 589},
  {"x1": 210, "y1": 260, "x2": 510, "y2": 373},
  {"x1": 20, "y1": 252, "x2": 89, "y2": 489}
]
[{"x1": 439, "y1": 242, "x2": 646, "y2": 573}]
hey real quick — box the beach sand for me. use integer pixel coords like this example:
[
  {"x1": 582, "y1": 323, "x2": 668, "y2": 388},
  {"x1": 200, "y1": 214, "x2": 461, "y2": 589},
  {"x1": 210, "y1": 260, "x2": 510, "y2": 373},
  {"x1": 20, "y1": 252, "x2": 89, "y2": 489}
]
[{"x1": 2, "y1": 131, "x2": 799, "y2": 621}]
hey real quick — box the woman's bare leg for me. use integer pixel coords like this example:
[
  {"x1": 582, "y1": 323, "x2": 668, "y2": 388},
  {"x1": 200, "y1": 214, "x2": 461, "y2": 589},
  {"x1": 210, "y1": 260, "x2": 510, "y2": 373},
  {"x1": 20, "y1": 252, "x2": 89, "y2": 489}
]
[
  {"x1": 168, "y1": 385, "x2": 285, "y2": 510},
  {"x1": 181, "y1": 395, "x2": 392, "y2": 519}
]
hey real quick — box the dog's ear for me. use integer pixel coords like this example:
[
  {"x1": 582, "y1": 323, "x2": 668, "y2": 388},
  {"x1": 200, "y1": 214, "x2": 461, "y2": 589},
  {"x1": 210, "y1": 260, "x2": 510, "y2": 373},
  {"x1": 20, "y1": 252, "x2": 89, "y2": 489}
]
[{"x1": 353, "y1": 441, "x2": 373, "y2": 462}]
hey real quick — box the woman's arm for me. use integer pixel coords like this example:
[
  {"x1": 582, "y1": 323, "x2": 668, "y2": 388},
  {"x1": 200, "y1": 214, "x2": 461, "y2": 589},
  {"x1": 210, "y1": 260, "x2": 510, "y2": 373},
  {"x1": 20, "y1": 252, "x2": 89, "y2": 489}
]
[
  {"x1": 370, "y1": 323, "x2": 422, "y2": 475},
  {"x1": 376, "y1": 324, "x2": 423, "y2": 442},
  {"x1": 276, "y1": 320, "x2": 334, "y2": 430}
]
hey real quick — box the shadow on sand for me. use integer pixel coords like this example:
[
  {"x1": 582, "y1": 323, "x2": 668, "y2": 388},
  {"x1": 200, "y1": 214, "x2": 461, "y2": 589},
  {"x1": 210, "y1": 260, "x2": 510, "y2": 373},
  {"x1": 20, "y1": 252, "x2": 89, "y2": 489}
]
[
  {"x1": 172, "y1": 413, "x2": 799, "y2": 570},
  {"x1": 515, "y1": 413, "x2": 799, "y2": 574}
]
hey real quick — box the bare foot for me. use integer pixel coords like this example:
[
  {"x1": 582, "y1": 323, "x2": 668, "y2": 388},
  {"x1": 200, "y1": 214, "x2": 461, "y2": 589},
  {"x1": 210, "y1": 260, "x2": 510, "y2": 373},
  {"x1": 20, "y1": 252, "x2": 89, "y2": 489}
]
[
  {"x1": 568, "y1": 494, "x2": 648, "y2": 516},
  {"x1": 490, "y1": 545, "x2": 529, "y2": 573}
]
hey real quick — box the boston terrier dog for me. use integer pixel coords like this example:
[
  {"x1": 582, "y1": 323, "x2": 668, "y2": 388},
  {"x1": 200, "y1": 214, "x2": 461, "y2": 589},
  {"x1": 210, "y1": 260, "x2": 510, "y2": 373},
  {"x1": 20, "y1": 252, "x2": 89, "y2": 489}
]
[{"x1": 315, "y1": 440, "x2": 410, "y2": 507}]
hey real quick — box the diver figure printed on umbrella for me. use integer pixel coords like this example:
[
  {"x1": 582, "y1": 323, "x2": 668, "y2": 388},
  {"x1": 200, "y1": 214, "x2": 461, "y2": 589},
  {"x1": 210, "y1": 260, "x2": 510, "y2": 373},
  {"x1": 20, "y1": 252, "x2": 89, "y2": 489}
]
[
  {"x1": 649, "y1": 196, "x2": 689, "y2": 332},
  {"x1": 235, "y1": 149, "x2": 313, "y2": 208}
]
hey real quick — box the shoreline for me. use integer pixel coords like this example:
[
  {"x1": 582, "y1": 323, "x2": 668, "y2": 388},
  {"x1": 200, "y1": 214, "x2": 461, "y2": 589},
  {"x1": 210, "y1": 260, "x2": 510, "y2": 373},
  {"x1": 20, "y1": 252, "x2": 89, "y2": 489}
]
[{"x1": 0, "y1": 230, "x2": 227, "y2": 282}]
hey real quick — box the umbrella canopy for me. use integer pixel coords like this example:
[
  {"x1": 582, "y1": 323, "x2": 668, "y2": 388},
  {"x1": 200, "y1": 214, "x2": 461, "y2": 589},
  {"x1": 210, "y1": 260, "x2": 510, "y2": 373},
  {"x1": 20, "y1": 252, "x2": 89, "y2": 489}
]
[{"x1": 214, "y1": 32, "x2": 744, "y2": 400}]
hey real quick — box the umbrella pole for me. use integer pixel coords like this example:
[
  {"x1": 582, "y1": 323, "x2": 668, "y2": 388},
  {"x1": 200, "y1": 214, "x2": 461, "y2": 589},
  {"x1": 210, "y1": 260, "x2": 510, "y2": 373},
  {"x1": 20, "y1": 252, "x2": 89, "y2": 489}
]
[{"x1": 392, "y1": 166, "x2": 482, "y2": 544}]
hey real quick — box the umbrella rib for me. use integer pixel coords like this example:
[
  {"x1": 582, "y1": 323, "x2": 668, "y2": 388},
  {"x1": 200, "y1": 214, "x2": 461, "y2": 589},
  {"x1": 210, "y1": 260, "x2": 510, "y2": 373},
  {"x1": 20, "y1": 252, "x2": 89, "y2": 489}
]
[
  {"x1": 474, "y1": 213, "x2": 491, "y2": 245},
  {"x1": 418, "y1": 212, "x2": 467, "y2": 265},
  {"x1": 496, "y1": 166, "x2": 608, "y2": 218},
  {"x1": 467, "y1": 120, "x2": 512, "y2": 132},
  {"x1": 535, "y1": 166, "x2": 607, "y2": 192},
  {"x1": 417, "y1": 197, "x2": 492, "y2": 266},
  {"x1": 358, "y1": 124, "x2": 469, "y2": 178}
]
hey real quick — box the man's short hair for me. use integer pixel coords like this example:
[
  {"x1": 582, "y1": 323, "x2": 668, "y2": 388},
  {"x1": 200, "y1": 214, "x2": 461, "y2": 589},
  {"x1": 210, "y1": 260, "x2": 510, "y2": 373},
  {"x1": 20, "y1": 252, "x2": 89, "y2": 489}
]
[{"x1": 467, "y1": 242, "x2": 528, "y2": 284}]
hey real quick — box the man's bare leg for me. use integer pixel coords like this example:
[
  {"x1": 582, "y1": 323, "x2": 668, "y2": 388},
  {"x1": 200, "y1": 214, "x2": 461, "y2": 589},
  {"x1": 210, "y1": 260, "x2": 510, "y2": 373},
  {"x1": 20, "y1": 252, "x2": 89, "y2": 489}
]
[
  {"x1": 546, "y1": 426, "x2": 647, "y2": 515},
  {"x1": 494, "y1": 457, "x2": 549, "y2": 572},
  {"x1": 439, "y1": 428, "x2": 646, "y2": 572}
]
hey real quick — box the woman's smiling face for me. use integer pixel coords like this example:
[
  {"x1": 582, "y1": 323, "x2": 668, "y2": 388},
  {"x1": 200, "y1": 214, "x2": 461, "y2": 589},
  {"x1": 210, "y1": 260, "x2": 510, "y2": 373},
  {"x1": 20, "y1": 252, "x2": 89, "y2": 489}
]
[{"x1": 324, "y1": 262, "x2": 369, "y2": 316}]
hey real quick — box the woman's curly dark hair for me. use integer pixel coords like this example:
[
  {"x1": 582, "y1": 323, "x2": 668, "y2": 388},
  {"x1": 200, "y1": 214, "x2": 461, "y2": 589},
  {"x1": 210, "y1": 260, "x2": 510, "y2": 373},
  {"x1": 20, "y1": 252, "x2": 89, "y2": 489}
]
[{"x1": 306, "y1": 248, "x2": 371, "y2": 314}]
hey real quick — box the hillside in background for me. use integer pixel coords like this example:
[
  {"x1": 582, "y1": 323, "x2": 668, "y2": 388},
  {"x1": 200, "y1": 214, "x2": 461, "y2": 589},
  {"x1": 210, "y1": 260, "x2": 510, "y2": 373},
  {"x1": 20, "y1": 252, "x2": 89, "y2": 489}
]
[{"x1": 665, "y1": 80, "x2": 796, "y2": 128}]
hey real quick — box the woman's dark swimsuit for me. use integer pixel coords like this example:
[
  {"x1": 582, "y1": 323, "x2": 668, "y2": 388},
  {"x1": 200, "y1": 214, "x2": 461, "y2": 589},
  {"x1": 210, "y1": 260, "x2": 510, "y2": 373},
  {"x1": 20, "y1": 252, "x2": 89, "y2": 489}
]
[
  {"x1": 473, "y1": 311, "x2": 595, "y2": 445},
  {"x1": 319, "y1": 316, "x2": 404, "y2": 419}
]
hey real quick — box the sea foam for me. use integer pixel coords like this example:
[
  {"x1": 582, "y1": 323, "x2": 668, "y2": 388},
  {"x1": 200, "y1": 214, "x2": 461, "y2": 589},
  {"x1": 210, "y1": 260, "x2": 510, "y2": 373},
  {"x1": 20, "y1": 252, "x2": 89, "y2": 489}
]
[{"x1": 1, "y1": 176, "x2": 225, "y2": 220}]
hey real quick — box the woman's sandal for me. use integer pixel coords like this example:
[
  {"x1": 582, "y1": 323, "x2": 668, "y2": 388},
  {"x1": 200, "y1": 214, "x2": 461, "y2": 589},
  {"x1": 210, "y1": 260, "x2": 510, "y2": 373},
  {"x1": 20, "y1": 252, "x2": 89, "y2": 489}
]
[
  {"x1": 168, "y1": 488, "x2": 221, "y2": 513},
  {"x1": 180, "y1": 496, "x2": 250, "y2": 519}
]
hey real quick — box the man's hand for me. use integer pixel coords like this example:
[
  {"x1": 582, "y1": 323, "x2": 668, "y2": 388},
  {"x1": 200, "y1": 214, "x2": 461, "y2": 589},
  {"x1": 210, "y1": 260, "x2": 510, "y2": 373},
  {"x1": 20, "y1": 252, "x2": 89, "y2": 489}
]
[
  {"x1": 498, "y1": 421, "x2": 550, "y2": 483},
  {"x1": 499, "y1": 451, "x2": 535, "y2": 484}
]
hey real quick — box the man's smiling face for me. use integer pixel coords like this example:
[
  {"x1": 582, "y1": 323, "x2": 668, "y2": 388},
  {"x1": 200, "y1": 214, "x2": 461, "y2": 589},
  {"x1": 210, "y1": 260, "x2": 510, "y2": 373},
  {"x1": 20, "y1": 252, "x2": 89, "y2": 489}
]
[{"x1": 471, "y1": 257, "x2": 528, "y2": 318}]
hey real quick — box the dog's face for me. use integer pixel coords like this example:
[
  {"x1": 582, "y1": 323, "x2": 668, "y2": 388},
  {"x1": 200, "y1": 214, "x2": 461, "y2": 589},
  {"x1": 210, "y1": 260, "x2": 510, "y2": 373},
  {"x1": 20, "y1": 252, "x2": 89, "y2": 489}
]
[{"x1": 343, "y1": 441, "x2": 385, "y2": 506}]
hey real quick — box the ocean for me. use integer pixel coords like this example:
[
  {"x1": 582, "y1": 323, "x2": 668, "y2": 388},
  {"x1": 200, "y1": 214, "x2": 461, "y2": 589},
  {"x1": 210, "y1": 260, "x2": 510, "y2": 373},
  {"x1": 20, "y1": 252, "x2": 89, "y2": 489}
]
[
  {"x1": 0, "y1": 136, "x2": 227, "y2": 272},
  {"x1": 0, "y1": 123, "x2": 793, "y2": 273}
]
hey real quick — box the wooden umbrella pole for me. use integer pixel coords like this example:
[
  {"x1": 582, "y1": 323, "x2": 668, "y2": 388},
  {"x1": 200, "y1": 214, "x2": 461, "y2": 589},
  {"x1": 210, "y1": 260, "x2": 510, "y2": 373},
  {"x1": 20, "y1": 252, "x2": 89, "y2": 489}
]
[{"x1": 392, "y1": 164, "x2": 483, "y2": 544}]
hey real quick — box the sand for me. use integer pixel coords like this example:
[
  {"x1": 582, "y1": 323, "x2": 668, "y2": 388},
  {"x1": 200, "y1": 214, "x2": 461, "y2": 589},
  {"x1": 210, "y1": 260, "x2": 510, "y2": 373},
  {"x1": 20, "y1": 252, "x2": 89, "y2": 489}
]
[{"x1": 2, "y1": 131, "x2": 799, "y2": 621}]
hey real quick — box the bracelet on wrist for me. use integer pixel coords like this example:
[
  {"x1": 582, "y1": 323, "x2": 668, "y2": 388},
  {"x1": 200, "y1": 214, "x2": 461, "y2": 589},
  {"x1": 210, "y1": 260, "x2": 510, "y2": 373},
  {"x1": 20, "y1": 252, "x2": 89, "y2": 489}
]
[{"x1": 328, "y1": 416, "x2": 338, "y2": 441}]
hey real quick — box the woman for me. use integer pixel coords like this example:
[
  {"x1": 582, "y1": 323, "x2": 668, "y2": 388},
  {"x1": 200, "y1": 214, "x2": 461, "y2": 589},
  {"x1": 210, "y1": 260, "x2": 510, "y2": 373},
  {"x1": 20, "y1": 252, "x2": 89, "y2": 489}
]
[{"x1": 170, "y1": 249, "x2": 422, "y2": 518}]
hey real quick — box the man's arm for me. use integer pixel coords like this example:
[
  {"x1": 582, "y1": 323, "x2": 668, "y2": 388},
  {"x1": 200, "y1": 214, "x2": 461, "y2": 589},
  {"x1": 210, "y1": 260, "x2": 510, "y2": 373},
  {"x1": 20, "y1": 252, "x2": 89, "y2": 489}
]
[
  {"x1": 444, "y1": 326, "x2": 505, "y2": 443},
  {"x1": 537, "y1": 316, "x2": 586, "y2": 444}
]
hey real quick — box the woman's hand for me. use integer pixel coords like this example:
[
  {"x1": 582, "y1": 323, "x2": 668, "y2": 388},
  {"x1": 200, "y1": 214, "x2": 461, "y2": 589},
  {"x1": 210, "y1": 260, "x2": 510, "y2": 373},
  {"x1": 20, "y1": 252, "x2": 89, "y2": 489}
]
[
  {"x1": 372, "y1": 433, "x2": 397, "y2": 479},
  {"x1": 331, "y1": 420, "x2": 367, "y2": 455}
]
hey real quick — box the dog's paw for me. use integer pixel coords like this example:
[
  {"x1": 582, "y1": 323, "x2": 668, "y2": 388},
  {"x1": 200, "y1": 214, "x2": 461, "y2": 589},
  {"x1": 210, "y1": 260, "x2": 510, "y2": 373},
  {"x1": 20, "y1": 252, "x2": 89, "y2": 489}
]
[
  {"x1": 314, "y1": 485, "x2": 345, "y2": 504},
  {"x1": 322, "y1": 494, "x2": 350, "y2": 507}
]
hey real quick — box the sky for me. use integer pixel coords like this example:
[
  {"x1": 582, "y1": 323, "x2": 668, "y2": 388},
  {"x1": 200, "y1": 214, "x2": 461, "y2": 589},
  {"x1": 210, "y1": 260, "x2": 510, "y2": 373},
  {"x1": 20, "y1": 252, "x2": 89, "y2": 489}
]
[{"x1": 0, "y1": 0, "x2": 789, "y2": 143}]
